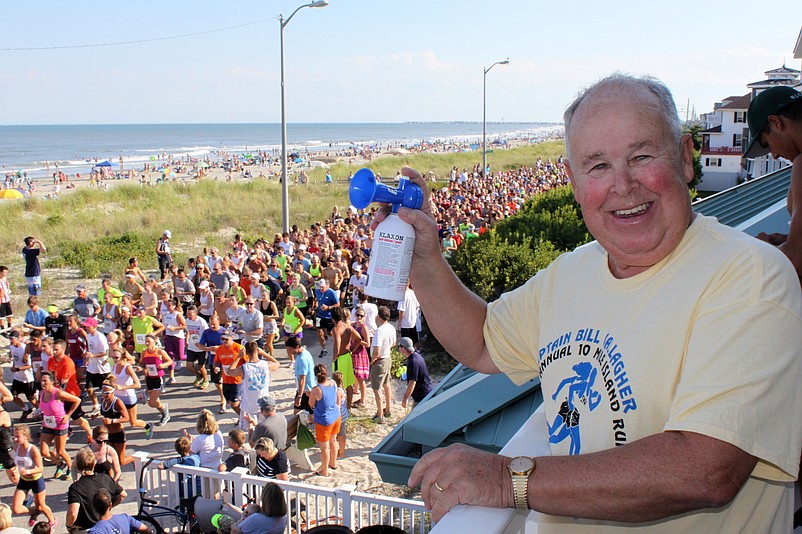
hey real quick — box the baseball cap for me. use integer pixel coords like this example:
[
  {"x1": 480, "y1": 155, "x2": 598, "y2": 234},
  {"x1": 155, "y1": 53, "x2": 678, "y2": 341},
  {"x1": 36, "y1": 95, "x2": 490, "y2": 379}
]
[
  {"x1": 163, "y1": 230, "x2": 172, "y2": 238},
  {"x1": 257, "y1": 396, "x2": 277, "y2": 410},
  {"x1": 75, "y1": 284, "x2": 87, "y2": 291},
  {"x1": 334, "y1": 250, "x2": 342, "y2": 256},
  {"x1": 353, "y1": 265, "x2": 362, "y2": 273},
  {"x1": 211, "y1": 514, "x2": 235, "y2": 529},
  {"x1": 298, "y1": 244, "x2": 307, "y2": 250},
  {"x1": 745, "y1": 86, "x2": 802, "y2": 158},
  {"x1": 199, "y1": 280, "x2": 210, "y2": 289},
  {"x1": 250, "y1": 273, "x2": 260, "y2": 280},
  {"x1": 82, "y1": 317, "x2": 98, "y2": 327},
  {"x1": 45, "y1": 305, "x2": 58, "y2": 313},
  {"x1": 316, "y1": 279, "x2": 327, "y2": 288},
  {"x1": 398, "y1": 337, "x2": 415, "y2": 351}
]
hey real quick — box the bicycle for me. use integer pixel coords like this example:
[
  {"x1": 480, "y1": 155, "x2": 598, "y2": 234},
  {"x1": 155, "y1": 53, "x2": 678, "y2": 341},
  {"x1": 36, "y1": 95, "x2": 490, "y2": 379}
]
[{"x1": 134, "y1": 457, "x2": 203, "y2": 534}]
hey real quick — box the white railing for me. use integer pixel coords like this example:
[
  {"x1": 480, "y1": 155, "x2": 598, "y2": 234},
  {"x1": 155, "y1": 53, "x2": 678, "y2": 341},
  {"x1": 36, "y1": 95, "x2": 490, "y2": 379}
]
[{"x1": 133, "y1": 451, "x2": 431, "y2": 533}]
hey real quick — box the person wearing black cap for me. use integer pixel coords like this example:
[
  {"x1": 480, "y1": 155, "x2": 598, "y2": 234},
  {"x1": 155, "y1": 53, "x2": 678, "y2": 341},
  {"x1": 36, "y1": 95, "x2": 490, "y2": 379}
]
[
  {"x1": 745, "y1": 85, "x2": 802, "y2": 282},
  {"x1": 398, "y1": 337, "x2": 431, "y2": 410},
  {"x1": 156, "y1": 230, "x2": 173, "y2": 281}
]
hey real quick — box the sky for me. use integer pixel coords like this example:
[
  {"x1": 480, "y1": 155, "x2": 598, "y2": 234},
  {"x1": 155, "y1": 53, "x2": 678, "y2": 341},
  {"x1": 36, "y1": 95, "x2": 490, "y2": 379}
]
[{"x1": 1, "y1": 1, "x2": 800, "y2": 125}]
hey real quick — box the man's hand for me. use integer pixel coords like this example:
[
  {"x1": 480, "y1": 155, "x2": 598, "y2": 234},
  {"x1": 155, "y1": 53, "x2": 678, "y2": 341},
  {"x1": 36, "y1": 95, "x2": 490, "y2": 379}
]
[
  {"x1": 371, "y1": 167, "x2": 442, "y2": 265},
  {"x1": 756, "y1": 232, "x2": 787, "y2": 246},
  {"x1": 408, "y1": 443, "x2": 513, "y2": 522}
]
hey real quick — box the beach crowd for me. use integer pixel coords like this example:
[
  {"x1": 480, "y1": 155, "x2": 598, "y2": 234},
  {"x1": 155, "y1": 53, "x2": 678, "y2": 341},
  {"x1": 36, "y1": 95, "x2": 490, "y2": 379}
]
[{"x1": 0, "y1": 156, "x2": 568, "y2": 532}]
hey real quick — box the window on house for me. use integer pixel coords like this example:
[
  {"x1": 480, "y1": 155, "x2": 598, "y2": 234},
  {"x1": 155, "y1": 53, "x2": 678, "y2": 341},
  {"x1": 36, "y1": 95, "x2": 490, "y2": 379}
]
[
  {"x1": 734, "y1": 111, "x2": 746, "y2": 123},
  {"x1": 705, "y1": 158, "x2": 722, "y2": 167},
  {"x1": 733, "y1": 134, "x2": 742, "y2": 147}
]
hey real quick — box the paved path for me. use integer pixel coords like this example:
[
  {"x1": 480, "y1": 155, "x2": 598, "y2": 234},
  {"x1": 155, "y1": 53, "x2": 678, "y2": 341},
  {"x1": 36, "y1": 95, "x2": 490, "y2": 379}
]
[{"x1": 1, "y1": 325, "x2": 405, "y2": 531}]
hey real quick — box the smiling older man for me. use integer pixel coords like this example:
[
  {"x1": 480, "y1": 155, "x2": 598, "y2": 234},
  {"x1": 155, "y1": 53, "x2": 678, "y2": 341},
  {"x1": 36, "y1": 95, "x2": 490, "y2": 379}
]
[{"x1": 400, "y1": 74, "x2": 802, "y2": 532}]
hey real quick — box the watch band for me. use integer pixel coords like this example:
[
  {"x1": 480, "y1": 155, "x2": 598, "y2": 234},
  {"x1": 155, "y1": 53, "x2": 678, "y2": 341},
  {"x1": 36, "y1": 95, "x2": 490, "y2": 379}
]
[{"x1": 511, "y1": 473, "x2": 530, "y2": 511}]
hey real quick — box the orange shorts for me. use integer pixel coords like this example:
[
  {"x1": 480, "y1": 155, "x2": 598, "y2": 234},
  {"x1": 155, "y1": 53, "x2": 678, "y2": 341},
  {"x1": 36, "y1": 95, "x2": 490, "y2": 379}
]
[{"x1": 315, "y1": 417, "x2": 342, "y2": 443}]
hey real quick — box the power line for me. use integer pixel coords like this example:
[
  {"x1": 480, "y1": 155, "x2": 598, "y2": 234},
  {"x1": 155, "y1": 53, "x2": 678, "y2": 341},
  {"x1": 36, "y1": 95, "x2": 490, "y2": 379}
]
[{"x1": 0, "y1": 17, "x2": 274, "y2": 52}]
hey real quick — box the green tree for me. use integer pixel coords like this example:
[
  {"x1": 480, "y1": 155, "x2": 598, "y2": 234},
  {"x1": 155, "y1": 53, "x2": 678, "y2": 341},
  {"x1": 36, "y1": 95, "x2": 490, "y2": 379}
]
[{"x1": 449, "y1": 186, "x2": 591, "y2": 301}]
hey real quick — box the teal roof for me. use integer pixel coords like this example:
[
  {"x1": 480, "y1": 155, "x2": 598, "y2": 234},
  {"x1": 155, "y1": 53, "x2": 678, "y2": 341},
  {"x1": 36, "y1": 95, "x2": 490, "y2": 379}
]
[
  {"x1": 371, "y1": 365, "x2": 541, "y2": 485},
  {"x1": 692, "y1": 166, "x2": 792, "y2": 234}
]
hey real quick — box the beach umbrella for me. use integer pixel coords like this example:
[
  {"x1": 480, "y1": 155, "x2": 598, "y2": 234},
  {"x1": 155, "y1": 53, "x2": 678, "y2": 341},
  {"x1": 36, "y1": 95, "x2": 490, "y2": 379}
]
[
  {"x1": 293, "y1": 157, "x2": 304, "y2": 163},
  {"x1": 14, "y1": 188, "x2": 30, "y2": 198},
  {"x1": 198, "y1": 161, "x2": 210, "y2": 168},
  {"x1": 0, "y1": 189, "x2": 25, "y2": 199},
  {"x1": 95, "y1": 160, "x2": 113, "y2": 167}
]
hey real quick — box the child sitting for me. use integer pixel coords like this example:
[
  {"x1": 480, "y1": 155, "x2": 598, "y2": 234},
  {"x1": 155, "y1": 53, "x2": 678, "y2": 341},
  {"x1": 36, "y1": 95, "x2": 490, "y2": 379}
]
[
  {"x1": 223, "y1": 429, "x2": 249, "y2": 472},
  {"x1": 158, "y1": 436, "x2": 202, "y2": 496}
]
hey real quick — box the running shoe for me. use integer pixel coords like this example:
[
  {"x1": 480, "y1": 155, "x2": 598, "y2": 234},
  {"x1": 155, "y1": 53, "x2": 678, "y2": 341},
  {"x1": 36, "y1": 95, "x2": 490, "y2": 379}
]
[
  {"x1": 165, "y1": 377, "x2": 175, "y2": 386},
  {"x1": 319, "y1": 349, "x2": 328, "y2": 358},
  {"x1": 60, "y1": 467, "x2": 72, "y2": 481},
  {"x1": 218, "y1": 405, "x2": 227, "y2": 414},
  {"x1": 144, "y1": 423, "x2": 153, "y2": 440},
  {"x1": 198, "y1": 379, "x2": 209, "y2": 390},
  {"x1": 49, "y1": 518, "x2": 58, "y2": 532},
  {"x1": 193, "y1": 376, "x2": 202, "y2": 387},
  {"x1": 371, "y1": 414, "x2": 384, "y2": 424},
  {"x1": 54, "y1": 463, "x2": 66, "y2": 479},
  {"x1": 28, "y1": 516, "x2": 38, "y2": 527},
  {"x1": 157, "y1": 404, "x2": 170, "y2": 426},
  {"x1": 19, "y1": 407, "x2": 32, "y2": 422},
  {"x1": 23, "y1": 493, "x2": 34, "y2": 509}
]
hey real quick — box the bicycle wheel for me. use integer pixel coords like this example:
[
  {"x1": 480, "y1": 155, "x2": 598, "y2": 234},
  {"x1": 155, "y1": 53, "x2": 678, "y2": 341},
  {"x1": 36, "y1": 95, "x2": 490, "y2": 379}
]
[{"x1": 135, "y1": 514, "x2": 165, "y2": 534}]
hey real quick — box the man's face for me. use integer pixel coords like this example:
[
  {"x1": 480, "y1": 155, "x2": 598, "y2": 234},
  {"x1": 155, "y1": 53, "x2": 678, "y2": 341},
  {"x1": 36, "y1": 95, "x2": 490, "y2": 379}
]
[
  {"x1": 565, "y1": 87, "x2": 694, "y2": 278},
  {"x1": 759, "y1": 115, "x2": 795, "y2": 161}
]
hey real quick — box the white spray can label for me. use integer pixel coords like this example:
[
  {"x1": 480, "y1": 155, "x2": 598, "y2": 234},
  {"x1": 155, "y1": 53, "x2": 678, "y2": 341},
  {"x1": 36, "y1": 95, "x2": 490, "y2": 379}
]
[{"x1": 366, "y1": 213, "x2": 415, "y2": 302}]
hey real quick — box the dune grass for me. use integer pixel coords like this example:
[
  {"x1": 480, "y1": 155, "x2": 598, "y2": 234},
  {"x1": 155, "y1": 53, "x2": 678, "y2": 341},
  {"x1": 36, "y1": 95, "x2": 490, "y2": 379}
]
[{"x1": 0, "y1": 141, "x2": 565, "y2": 279}]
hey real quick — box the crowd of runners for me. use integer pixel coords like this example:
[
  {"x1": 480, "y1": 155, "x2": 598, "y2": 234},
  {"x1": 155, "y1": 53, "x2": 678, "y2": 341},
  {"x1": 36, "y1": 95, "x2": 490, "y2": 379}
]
[{"x1": 0, "y1": 159, "x2": 569, "y2": 532}]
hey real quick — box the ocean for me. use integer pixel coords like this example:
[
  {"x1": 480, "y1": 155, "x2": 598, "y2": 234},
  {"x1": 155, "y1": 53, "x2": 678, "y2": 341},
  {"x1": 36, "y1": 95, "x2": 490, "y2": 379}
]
[{"x1": 0, "y1": 122, "x2": 561, "y2": 180}]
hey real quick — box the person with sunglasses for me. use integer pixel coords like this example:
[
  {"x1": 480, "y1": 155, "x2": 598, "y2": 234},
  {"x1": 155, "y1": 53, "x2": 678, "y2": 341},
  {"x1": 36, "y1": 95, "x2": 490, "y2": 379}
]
[
  {"x1": 98, "y1": 377, "x2": 132, "y2": 466},
  {"x1": 349, "y1": 307, "x2": 371, "y2": 408},
  {"x1": 138, "y1": 334, "x2": 173, "y2": 428},
  {"x1": 38, "y1": 371, "x2": 81, "y2": 481},
  {"x1": 74, "y1": 426, "x2": 121, "y2": 483}
]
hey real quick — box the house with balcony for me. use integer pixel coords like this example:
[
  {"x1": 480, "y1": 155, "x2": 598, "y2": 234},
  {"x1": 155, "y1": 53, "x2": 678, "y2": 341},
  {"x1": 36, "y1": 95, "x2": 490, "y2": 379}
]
[{"x1": 697, "y1": 93, "x2": 750, "y2": 191}]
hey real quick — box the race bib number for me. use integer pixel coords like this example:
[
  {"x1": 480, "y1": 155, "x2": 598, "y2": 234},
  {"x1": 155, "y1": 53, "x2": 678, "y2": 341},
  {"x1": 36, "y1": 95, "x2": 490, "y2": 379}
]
[
  {"x1": 33, "y1": 361, "x2": 42, "y2": 372},
  {"x1": 189, "y1": 334, "x2": 200, "y2": 344},
  {"x1": 284, "y1": 324, "x2": 294, "y2": 334},
  {"x1": 135, "y1": 334, "x2": 146, "y2": 346},
  {"x1": 315, "y1": 317, "x2": 321, "y2": 328},
  {"x1": 44, "y1": 415, "x2": 57, "y2": 428},
  {"x1": 146, "y1": 364, "x2": 159, "y2": 375}
]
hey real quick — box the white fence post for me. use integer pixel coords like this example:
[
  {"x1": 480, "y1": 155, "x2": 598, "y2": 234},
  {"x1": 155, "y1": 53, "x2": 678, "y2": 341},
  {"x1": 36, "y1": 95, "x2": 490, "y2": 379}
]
[
  {"x1": 337, "y1": 484, "x2": 357, "y2": 530},
  {"x1": 231, "y1": 467, "x2": 249, "y2": 507}
]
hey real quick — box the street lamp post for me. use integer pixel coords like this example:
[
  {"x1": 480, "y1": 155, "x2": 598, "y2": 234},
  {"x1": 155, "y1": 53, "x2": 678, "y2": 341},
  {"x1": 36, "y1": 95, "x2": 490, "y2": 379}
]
[
  {"x1": 279, "y1": 0, "x2": 328, "y2": 234},
  {"x1": 482, "y1": 58, "x2": 509, "y2": 179}
]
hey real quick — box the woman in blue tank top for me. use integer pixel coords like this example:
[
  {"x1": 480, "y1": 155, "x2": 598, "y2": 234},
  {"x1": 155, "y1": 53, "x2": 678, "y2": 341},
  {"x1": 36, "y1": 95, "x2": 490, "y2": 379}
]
[{"x1": 309, "y1": 364, "x2": 344, "y2": 477}]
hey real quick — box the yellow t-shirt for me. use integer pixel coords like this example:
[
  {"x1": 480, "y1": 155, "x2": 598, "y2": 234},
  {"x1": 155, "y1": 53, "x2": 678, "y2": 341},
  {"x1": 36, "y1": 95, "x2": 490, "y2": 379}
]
[{"x1": 484, "y1": 215, "x2": 802, "y2": 533}]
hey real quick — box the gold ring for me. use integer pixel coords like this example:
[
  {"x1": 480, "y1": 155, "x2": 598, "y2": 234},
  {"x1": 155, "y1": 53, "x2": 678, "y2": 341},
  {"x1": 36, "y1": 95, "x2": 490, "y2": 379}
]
[{"x1": 433, "y1": 481, "x2": 444, "y2": 492}]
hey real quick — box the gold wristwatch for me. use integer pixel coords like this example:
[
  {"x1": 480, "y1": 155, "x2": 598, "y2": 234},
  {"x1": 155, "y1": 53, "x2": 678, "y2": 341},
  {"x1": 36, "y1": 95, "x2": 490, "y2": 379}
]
[{"x1": 507, "y1": 456, "x2": 536, "y2": 511}]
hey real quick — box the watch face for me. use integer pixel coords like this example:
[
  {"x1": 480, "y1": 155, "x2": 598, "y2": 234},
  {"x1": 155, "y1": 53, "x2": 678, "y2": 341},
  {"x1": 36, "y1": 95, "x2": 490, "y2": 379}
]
[{"x1": 509, "y1": 456, "x2": 535, "y2": 474}]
